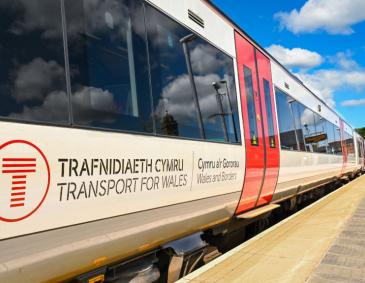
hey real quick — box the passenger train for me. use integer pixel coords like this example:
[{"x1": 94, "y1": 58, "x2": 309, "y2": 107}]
[{"x1": 0, "y1": 0, "x2": 364, "y2": 282}]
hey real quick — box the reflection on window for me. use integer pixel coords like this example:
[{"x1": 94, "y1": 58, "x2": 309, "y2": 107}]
[
  {"x1": 326, "y1": 121, "x2": 336, "y2": 154},
  {"x1": 334, "y1": 126, "x2": 342, "y2": 155},
  {"x1": 275, "y1": 89, "x2": 298, "y2": 150},
  {"x1": 301, "y1": 109, "x2": 317, "y2": 152},
  {"x1": 314, "y1": 114, "x2": 329, "y2": 153},
  {"x1": 145, "y1": 4, "x2": 240, "y2": 142},
  {"x1": 357, "y1": 141, "x2": 363, "y2": 158},
  {"x1": 263, "y1": 79, "x2": 275, "y2": 148},
  {"x1": 345, "y1": 131, "x2": 355, "y2": 162},
  {"x1": 0, "y1": 0, "x2": 68, "y2": 123},
  {"x1": 243, "y1": 66, "x2": 259, "y2": 146},
  {"x1": 65, "y1": 0, "x2": 152, "y2": 132},
  {"x1": 291, "y1": 102, "x2": 306, "y2": 151},
  {"x1": 275, "y1": 88, "x2": 344, "y2": 156}
]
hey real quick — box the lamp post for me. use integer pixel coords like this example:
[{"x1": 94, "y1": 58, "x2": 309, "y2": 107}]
[
  {"x1": 180, "y1": 34, "x2": 206, "y2": 140},
  {"x1": 219, "y1": 80, "x2": 239, "y2": 142},
  {"x1": 212, "y1": 82, "x2": 229, "y2": 142}
]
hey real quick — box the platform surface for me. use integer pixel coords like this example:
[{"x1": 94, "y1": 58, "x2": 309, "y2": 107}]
[{"x1": 178, "y1": 174, "x2": 365, "y2": 283}]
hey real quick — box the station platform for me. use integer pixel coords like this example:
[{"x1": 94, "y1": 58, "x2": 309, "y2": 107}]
[{"x1": 178, "y1": 174, "x2": 365, "y2": 283}]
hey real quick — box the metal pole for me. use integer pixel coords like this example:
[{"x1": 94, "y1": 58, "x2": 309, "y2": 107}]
[
  {"x1": 213, "y1": 85, "x2": 229, "y2": 142},
  {"x1": 180, "y1": 34, "x2": 206, "y2": 140}
]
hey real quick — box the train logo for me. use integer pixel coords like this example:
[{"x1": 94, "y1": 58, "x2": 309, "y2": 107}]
[{"x1": 0, "y1": 140, "x2": 50, "y2": 222}]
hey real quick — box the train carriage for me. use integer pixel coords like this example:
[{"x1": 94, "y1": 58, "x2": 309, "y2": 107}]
[{"x1": 0, "y1": 0, "x2": 364, "y2": 282}]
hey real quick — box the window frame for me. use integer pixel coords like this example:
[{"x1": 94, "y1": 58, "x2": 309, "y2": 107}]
[
  {"x1": 263, "y1": 78, "x2": 276, "y2": 148},
  {"x1": 275, "y1": 87, "x2": 299, "y2": 151},
  {"x1": 144, "y1": 2, "x2": 242, "y2": 144},
  {"x1": 243, "y1": 65, "x2": 259, "y2": 146}
]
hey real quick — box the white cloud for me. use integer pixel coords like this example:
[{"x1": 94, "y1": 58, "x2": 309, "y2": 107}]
[
  {"x1": 0, "y1": 0, "x2": 62, "y2": 38},
  {"x1": 10, "y1": 91, "x2": 69, "y2": 121},
  {"x1": 301, "y1": 108, "x2": 316, "y2": 126},
  {"x1": 155, "y1": 74, "x2": 222, "y2": 123},
  {"x1": 10, "y1": 87, "x2": 115, "y2": 122},
  {"x1": 154, "y1": 72, "x2": 237, "y2": 133},
  {"x1": 328, "y1": 51, "x2": 359, "y2": 70},
  {"x1": 190, "y1": 44, "x2": 225, "y2": 74},
  {"x1": 13, "y1": 58, "x2": 65, "y2": 102},
  {"x1": 266, "y1": 44, "x2": 323, "y2": 69},
  {"x1": 268, "y1": 44, "x2": 365, "y2": 108},
  {"x1": 296, "y1": 69, "x2": 365, "y2": 107},
  {"x1": 341, "y1": 99, "x2": 365, "y2": 107},
  {"x1": 275, "y1": 0, "x2": 365, "y2": 35},
  {"x1": 73, "y1": 87, "x2": 115, "y2": 113}
]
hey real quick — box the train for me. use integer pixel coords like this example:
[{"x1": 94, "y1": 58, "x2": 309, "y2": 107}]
[{"x1": 0, "y1": 0, "x2": 364, "y2": 282}]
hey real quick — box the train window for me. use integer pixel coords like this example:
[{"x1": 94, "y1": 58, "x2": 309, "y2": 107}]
[
  {"x1": 275, "y1": 89, "x2": 298, "y2": 150},
  {"x1": 314, "y1": 114, "x2": 329, "y2": 153},
  {"x1": 291, "y1": 102, "x2": 307, "y2": 151},
  {"x1": 0, "y1": 0, "x2": 69, "y2": 123},
  {"x1": 243, "y1": 66, "x2": 259, "y2": 145},
  {"x1": 145, "y1": 4, "x2": 240, "y2": 143},
  {"x1": 191, "y1": 40, "x2": 241, "y2": 143},
  {"x1": 346, "y1": 132, "x2": 355, "y2": 162},
  {"x1": 326, "y1": 121, "x2": 336, "y2": 154},
  {"x1": 358, "y1": 141, "x2": 363, "y2": 158},
  {"x1": 65, "y1": 0, "x2": 153, "y2": 133},
  {"x1": 333, "y1": 126, "x2": 342, "y2": 155},
  {"x1": 218, "y1": 79, "x2": 241, "y2": 143},
  {"x1": 263, "y1": 79, "x2": 276, "y2": 148},
  {"x1": 300, "y1": 109, "x2": 317, "y2": 152}
]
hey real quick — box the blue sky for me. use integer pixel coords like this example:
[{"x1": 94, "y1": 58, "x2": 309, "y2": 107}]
[{"x1": 212, "y1": 0, "x2": 365, "y2": 128}]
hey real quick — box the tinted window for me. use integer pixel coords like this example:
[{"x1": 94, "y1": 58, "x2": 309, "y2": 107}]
[
  {"x1": 65, "y1": 0, "x2": 153, "y2": 132},
  {"x1": 357, "y1": 141, "x2": 363, "y2": 158},
  {"x1": 345, "y1": 132, "x2": 355, "y2": 162},
  {"x1": 291, "y1": 102, "x2": 307, "y2": 151},
  {"x1": 326, "y1": 121, "x2": 336, "y2": 154},
  {"x1": 314, "y1": 114, "x2": 329, "y2": 153},
  {"x1": 333, "y1": 126, "x2": 342, "y2": 155},
  {"x1": 301, "y1": 109, "x2": 316, "y2": 152},
  {"x1": 275, "y1": 89, "x2": 298, "y2": 150},
  {"x1": 263, "y1": 79, "x2": 275, "y2": 148},
  {"x1": 0, "y1": 0, "x2": 68, "y2": 123},
  {"x1": 145, "y1": 5, "x2": 240, "y2": 142},
  {"x1": 219, "y1": 80, "x2": 241, "y2": 143},
  {"x1": 190, "y1": 40, "x2": 240, "y2": 142},
  {"x1": 244, "y1": 67, "x2": 259, "y2": 145}
]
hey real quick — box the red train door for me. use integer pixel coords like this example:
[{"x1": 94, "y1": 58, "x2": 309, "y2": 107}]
[
  {"x1": 235, "y1": 32, "x2": 280, "y2": 214},
  {"x1": 255, "y1": 50, "x2": 280, "y2": 207}
]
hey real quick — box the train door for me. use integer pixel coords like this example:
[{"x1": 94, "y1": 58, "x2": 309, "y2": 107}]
[
  {"x1": 234, "y1": 32, "x2": 279, "y2": 214},
  {"x1": 255, "y1": 50, "x2": 280, "y2": 207}
]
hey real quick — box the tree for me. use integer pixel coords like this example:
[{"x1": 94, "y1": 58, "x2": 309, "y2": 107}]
[{"x1": 356, "y1": 127, "x2": 365, "y2": 138}]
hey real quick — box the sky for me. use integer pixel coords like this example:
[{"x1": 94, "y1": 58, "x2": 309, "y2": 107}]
[{"x1": 212, "y1": 0, "x2": 365, "y2": 128}]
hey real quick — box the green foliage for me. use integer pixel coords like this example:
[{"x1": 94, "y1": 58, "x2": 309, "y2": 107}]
[{"x1": 356, "y1": 127, "x2": 365, "y2": 138}]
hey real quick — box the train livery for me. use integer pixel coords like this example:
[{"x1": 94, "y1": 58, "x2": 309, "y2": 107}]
[{"x1": 0, "y1": 0, "x2": 364, "y2": 282}]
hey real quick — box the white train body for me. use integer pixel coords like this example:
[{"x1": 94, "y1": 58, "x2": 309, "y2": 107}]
[{"x1": 0, "y1": 0, "x2": 363, "y2": 282}]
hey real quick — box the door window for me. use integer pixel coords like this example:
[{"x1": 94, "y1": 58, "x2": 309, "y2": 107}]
[{"x1": 243, "y1": 66, "x2": 259, "y2": 145}]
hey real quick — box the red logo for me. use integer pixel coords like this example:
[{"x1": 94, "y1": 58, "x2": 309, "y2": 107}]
[{"x1": 0, "y1": 140, "x2": 50, "y2": 222}]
